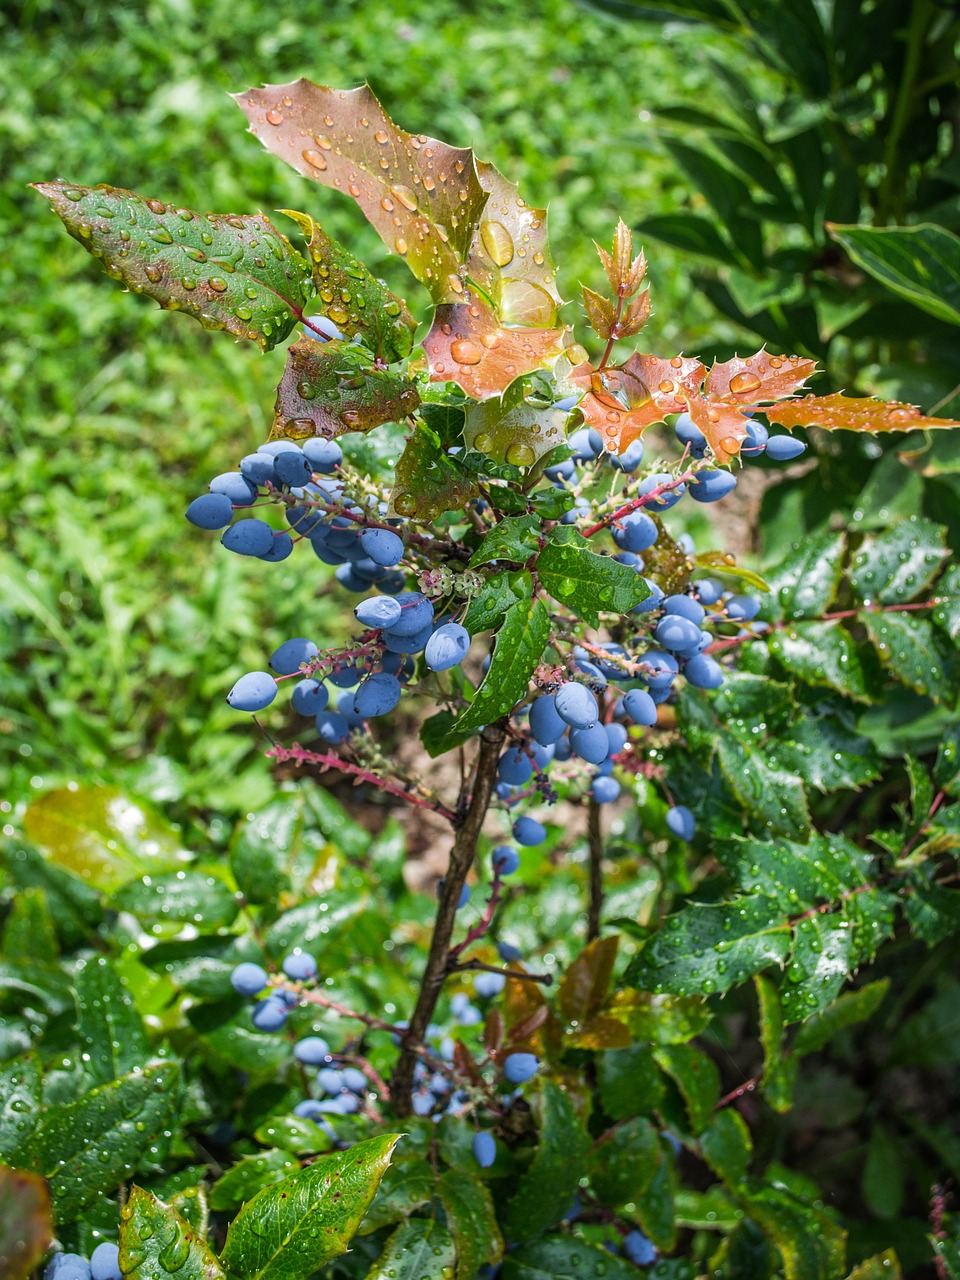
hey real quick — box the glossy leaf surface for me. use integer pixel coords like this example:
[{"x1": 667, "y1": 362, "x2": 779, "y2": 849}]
[{"x1": 119, "y1": 1186, "x2": 225, "y2": 1280}]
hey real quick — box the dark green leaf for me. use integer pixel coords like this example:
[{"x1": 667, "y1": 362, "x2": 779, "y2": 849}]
[
  {"x1": 112, "y1": 871, "x2": 239, "y2": 930},
  {"x1": 209, "y1": 1151, "x2": 299, "y2": 1212},
  {"x1": 469, "y1": 515, "x2": 541, "y2": 567},
  {"x1": 282, "y1": 209, "x2": 415, "y2": 362},
  {"x1": 33, "y1": 183, "x2": 311, "y2": 351},
  {"x1": 849, "y1": 517, "x2": 947, "y2": 605},
  {"x1": 724, "y1": 833, "x2": 873, "y2": 909},
  {"x1": 890, "y1": 985, "x2": 960, "y2": 1067},
  {"x1": 502, "y1": 1082, "x2": 590, "y2": 1244},
  {"x1": 636, "y1": 1144, "x2": 676, "y2": 1250},
  {"x1": 700, "y1": 1108, "x2": 752, "y2": 1185},
  {"x1": 775, "y1": 717, "x2": 881, "y2": 792},
  {"x1": 716, "y1": 736, "x2": 810, "y2": 836},
  {"x1": 186, "y1": 1000, "x2": 292, "y2": 1075},
  {"x1": 502, "y1": 1236, "x2": 639, "y2": 1280},
  {"x1": 744, "y1": 1183, "x2": 846, "y2": 1280},
  {"x1": 0, "y1": 1165, "x2": 52, "y2": 1280},
  {"x1": 587, "y1": 1115, "x2": 660, "y2": 1205},
  {"x1": 598, "y1": 1044, "x2": 664, "y2": 1120},
  {"x1": 904, "y1": 884, "x2": 960, "y2": 946},
  {"x1": 932, "y1": 565, "x2": 960, "y2": 649},
  {"x1": 624, "y1": 897, "x2": 791, "y2": 997},
  {"x1": 781, "y1": 917, "x2": 853, "y2": 1023},
  {"x1": 0, "y1": 841, "x2": 102, "y2": 950},
  {"x1": 637, "y1": 212, "x2": 740, "y2": 265},
  {"x1": 755, "y1": 975, "x2": 795, "y2": 1113},
  {"x1": 29, "y1": 1062, "x2": 179, "y2": 1220},
  {"x1": 791, "y1": 980, "x2": 889, "y2": 1057},
  {"x1": 436, "y1": 1170, "x2": 503, "y2": 1280},
  {"x1": 119, "y1": 1185, "x2": 224, "y2": 1280},
  {"x1": 454, "y1": 594, "x2": 550, "y2": 733},
  {"x1": 769, "y1": 622, "x2": 873, "y2": 702},
  {"x1": 1, "y1": 889, "x2": 58, "y2": 963},
  {"x1": 828, "y1": 223, "x2": 960, "y2": 327},
  {"x1": 0, "y1": 1056, "x2": 41, "y2": 1163},
  {"x1": 861, "y1": 1124, "x2": 903, "y2": 1219},
  {"x1": 863, "y1": 612, "x2": 956, "y2": 701},
  {"x1": 358, "y1": 1163, "x2": 436, "y2": 1235},
  {"x1": 220, "y1": 1134, "x2": 399, "y2": 1280},
  {"x1": 140, "y1": 936, "x2": 254, "y2": 1000},
  {"x1": 462, "y1": 570, "x2": 531, "y2": 635},
  {"x1": 845, "y1": 1252, "x2": 903, "y2": 1280},
  {"x1": 653, "y1": 1044, "x2": 720, "y2": 1135},
  {"x1": 537, "y1": 527, "x2": 650, "y2": 626},
  {"x1": 763, "y1": 534, "x2": 846, "y2": 621},
  {"x1": 74, "y1": 956, "x2": 151, "y2": 1086},
  {"x1": 419, "y1": 710, "x2": 477, "y2": 759},
  {"x1": 391, "y1": 423, "x2": 479, "y2": 521},
  {"x1": 252, "y1": 1115, "x2": 334, "y2": 1156},
  {"x1": 463, "y1": 398, "x2": 568, "y2": 467},
  {"x1": 365, "y1": 1217, "x2": 456, "y2": 1280}
]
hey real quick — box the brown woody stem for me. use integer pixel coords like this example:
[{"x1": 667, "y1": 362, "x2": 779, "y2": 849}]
[
  {"x1": 390, "y1": 721, "x2": 507, "y2": 1114},
  {"x1": 587, "y1": 796, "x2": 604, "y2": 941}
]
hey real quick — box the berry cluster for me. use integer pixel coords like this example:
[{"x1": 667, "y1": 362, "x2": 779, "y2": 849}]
[{"x1": 44, "y1": 1244, "x2": 121, "y2": 1280}]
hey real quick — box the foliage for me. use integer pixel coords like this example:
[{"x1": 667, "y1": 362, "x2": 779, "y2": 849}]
[{"x1": 4, "y1": 48, "x2": 960, "y2": 1280}]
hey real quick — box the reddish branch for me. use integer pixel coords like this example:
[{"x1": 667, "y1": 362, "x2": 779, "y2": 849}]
[
  {"x1": 582, "y1": 468, "x2": 697, "y2": 537},
  {"x1": 707, "y1": 597, "x2": 948, "y2": 654},
  {"x1": 450, "y1": 873, "x2": 504, "y2": 958}
]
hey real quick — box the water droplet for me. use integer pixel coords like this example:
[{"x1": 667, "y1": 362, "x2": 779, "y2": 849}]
[
  {"x1": 390, "y1": 184, "x2": 418, "y2": 212},
  {"x1": 374, "y1": 129, "x2": 389, "y2": 144},
  {"x1": 144, "y1": 265, "x2": 163, "y2": 283},
  {"x1": 302, "y1": 149, "x2": 328, "y2": 170},
  {"x1": 149, "y1": 228, "x2": 173, "y2": 245},
  {"x1": 208, "y1": 277, "x2": 228, "y2": 292},
  {"x1": 395, "y1": 237, "x2": 408, "y2": 255},
  {"x1": 473, "y1": 432, "x2": 494, "y2": 453},
  {"x1": 506, "y1": 441, "x2": 536, "y2": 467},
  {"x1": 729, "y1": 370, "x2": 762, "y2": 395},
  {"x1": 266, "y1": 109, "x2": 283, "y2": 126},
  {"x1": 451, "y1": 339, "x2": 482, "y2": 365},
  {"x1": 480, "y1": 220, "x2": 515, "y2": 267}
]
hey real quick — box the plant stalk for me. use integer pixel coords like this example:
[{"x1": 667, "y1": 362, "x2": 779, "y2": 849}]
[
  {"x1": 587, "y1": 795, "x2": 603, "y2": 941},
  {"x1": 391, "y1": 721, "x2": 507, "y2": 1113}
]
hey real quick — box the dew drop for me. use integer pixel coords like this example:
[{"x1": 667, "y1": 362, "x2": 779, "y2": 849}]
[
  {"x1": 390, "y1": 184, "x2": 418, "y2": 212},
  {"x1": 395, "y1": 237, "x2": 408, "y2": 255},
  {"x1": 480, "y1": 220, "x2": 515, "y2": 267},
  {"x1": 302, "y1": 149, "x2": 328, "y2": 171},
  {"x1": 265, "y1": 109, "x2": 283, "y2": 126},
  {"x1": 729, "y1": 370, "x2": 762, "y2": 395},
  {"x1": 451, "y1": 339, "x2": 483, "y2": 365}
]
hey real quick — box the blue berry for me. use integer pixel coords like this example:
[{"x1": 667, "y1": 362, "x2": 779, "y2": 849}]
[
  {"x1": 352, "y1": 673, "x2": 402, "y2": 718},
  {"x1": 231, "y1": 962, "x2": 269, "y2": 996},
  {"x1": 302, "y1": 437, "x2": 343, "y2": 471},
  {"x1": 259, "y1": 440, "x2": 304, "y2": 456},
  {"x1": 766, "y1": 434, "x2": 807, "y2": 461},
  {"x1": 622, "y1": 687, "x2": 657, "y2": 726},
  {"x1": 411, "y1": 1089, "x2": 435, "y2": 1116},
  {"x1": 726, "y1": 593, "x2": 761, "y2": 621},
  {"x1": 498, "y1": 748, "x2": 533, "y2": 787},
  {"x1": 612, "y1": 510, "x2": 658, "y2": 553},
  {"x1": 591, "y1": 775, "x2": 621, "y2": 804},
  {"x1": 385, "y1": 592, "x2": 434, "y2": 637},
  {"x1": 46, "y1": 1256, "x2": 90, "y2": 1280},
  {"x1": 474, "y1": 971, "x2": 506, "y2": 998},
  {"x1": 383, "y1": 622, "x2": 433, "y2": 654},
  {"x1": 643, "y1": 651, "x2": 680, "y2": 688},
  {"x1": 492, "y1": 845, "x2": 521, "y2": 876},
  {"x1": 655, "y1": 615, "x2": 703, "y2": 652},
  {"x1": 355, "y1": 596, "x2": 402, "y2": 628},
  {"x1": 529, "y1": 694, "x2": 568, "y2": 745},
  {"x1": 497, "y1": 940, "x2": 523, "y2": 963},
  {"x1": 472, "y1": 1131, "x2": 497, "y2": 1168},
  {"x1": 282, "y1": 950, "x2": 318, "y2": 981},
  {"x1": 90, "y1": 1244, "x2": 121, "y2": 1280},
  {"x1": 226, "y1": 672, "x2": 277, "y2": 713},
  {"x1": 260, "y1": 532, "x2": 295, "y2": 562},
  {"x1": 341, "y1": 1067, "x2": 368, "y2": 1094},
  {"x1": 293, "y1": 1036, "x2": 331, "y2": 1064},
  {"x1": 633, "y1": 578, "x2": 664, "y2": 614},
  {"x1": 570, "y1": 724, "x2": 610, "y2": 764},
  {"x1": 638, "y1": 471, "x2": 685, "y2": 508},
  {"x1": 252, "y1": 996, "x2": 289, "y2": 1031},
  {"x1": 568, "y1": 427, "x2": 601, "y2": 461},
  {"x1": 666, "y1": 805, "x2": 696, "y2": 841},
  {"x1": 623, "y1": 1229, "x2": 657, "y2": 1266},
  {"x1": 240, "y1": 452, "x2": 277, "y2": 485},
  {"x1": 663, "y1": 593, "x2": 705, "y2": 625},
  {"x1": 210, "y1": 471, "x2": 258, "y2": 505},
  {"x1": 222, "y1": 518, "x2": 275, "y2": 557},
  {"x1": 318, "y1": 1066, "x2": 345, "y2": 1095},
  {"x1": 437, "y1": 878, "x2": 471, "y2": 908},
  {"x1": 741, "y1": 419, "x2": 769, "y2": 456},
  {"x1": 689, "y1": 470, "x2": 737, "y2": 503},
  {"x1": 303, "y1": 314, "x2": 343, "y2": 341},
  {"x1": 425, "y1": 622, "x2": 471, "y2": 671},
  {"x1": 693, "y1": 578, "x2": 724, "y2": 605},
  {"x1": 604, "y1": 723, "x2": 628, "y2": 755},
  {"x1": 360, "y1": 527, "x2": 404, "y2": 566},
  {"x1": 270, "y1": 637, "x2": 319, "y2": 675},
  {"x1": 674, "y1": 412, "x2": 707, "y2": 457},
  {"x1": 512, "y1": 816, "x2": 546, "y2": 846},
  {"x1": 315, "y1": 709, "x2": 351, "y2": 744},
  {"x1": 291, "y1": 679, "x2": 329, "y2": 716},
  {"x1": 609, "y1": 439, "x2": 645, "y2": 472},
  {"x1": 684, "y1": 653, "x2": 724, "y2": 689},
  {"x1": 186, "y1": 492, "x2": 234, "y2": 529},
  {"x1": 274, "y1": 452, "x2": 314, "y2": 487},
  {"x1": 555, "y1": 682, "x2": 599, "y2": 729},
  {"x1": 503, "y1": 1052, "x2": 539, "y2": 1084}
]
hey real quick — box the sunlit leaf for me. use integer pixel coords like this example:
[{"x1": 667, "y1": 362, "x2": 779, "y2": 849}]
[
  {"x1": 119, "y1": 1186, "x2": 225, "y2": 1280},
  {"x1": 569, "y1": 353, "x2": 704, "y2": 454},
  {"x1": 828, "y1": 222, "x2": 960, "y2": 328},
  {"x1": 0, "y1": 1166, "x2": 52, "y2": 1280},
  {"x1": 424, "y1": 296, "x2": 565, "y2": 400},
  {"x1": 463, "y1": 397, "x2": 568, "y2": 467},
  {"x1": 271, "y1": 339, "x2": 420, "y2": 441},
  {"x1": 764, "y1": 393, "x2": 960, "y2": 434},
  {"x1": 391, "y1": 423, "x2": 478, "y2": 520},
  {"x1": 32, "y1": 183, "x2": 312, "y2": 351},
  {"x1": 702, "y1": 349, "x2": 817, "y2": 404},
  {"x1": 234, "y1": 80, "x2": 486, "y2": 303}
]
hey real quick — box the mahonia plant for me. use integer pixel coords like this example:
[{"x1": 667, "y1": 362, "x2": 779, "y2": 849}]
[{"x1": 11, "y1": 78, "x2": 960, "y2": 1280}]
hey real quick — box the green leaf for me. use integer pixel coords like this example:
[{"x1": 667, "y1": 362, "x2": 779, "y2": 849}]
[
  {"x1": 463, "y1": 398, "x2": 568, "y2": 467},
  {"x1": 220, "y1": 1133, "x2": 399, "y2": 1280},
  {"x1": 725, "y1": 833, "x2": 874, "y2": 910},
  {"x1": 364, "y1": 1217, "x2": 456, "y2": 1280},
  {"x1": 502, "y1": 1237, "x2": 639, "y2": 1280},
  {"x1": 252, "y1": 1115, "x2": 334, "y2": 1156},
  {"x1": 932, "y1": 564, "x2": 960, "y2": 648},
  {"x1": 781, "y1": 917, "x2": 854, "y2": 1023},
  {"x1": 890, "y1": 985, "x2": 960, "y2": 1067},
  {"x1": 849, "y1": 517, "x2": 947, "y2": 605},
  {"x1": 0, "y1": 1165, "x2": 52, "y2": 1280},
  {"x1": 234, "y1": 80, "x2": 488, "y2": 305},
  {"x1": 29, "y1": 1062, "x2": 179, "y2": 1220},
  {"x1": 636, "y1": 1144, "x2": 676, "y2": 1251},
  {"x1": 419, "y1": 710, "x2": 477, "y2": 759},
  {"x1": 436, "y1": 1170, "x2": 503, "y2": 1280},
  {"x1": 904, "y1": 884, "x2": 960, "y2": 946},
  {"x1": 22, "y1": 786, "x2": 190, "y2": 893},
  {"x1": 861, "y1": 1124, "x2": 903, "y2": 1219},
  {"x1": 744, "y1": 1183, "x2": 846, "y2": 1280},
  {"x1": 653, "y1": 1044, "x2": 720, "y2": 1135},
  {"x1": 391, "y1": 423, "x2": 479, "y2": 521},
  {"x1": 863, "y1": 612, "x2": 956, "y2": 701},
  {"x1": 1, "y1": 888, "x2": 58, "y2": 963},
  {"x1": 606, "y1": 990, "x2": 712, "y2": 1044},
  {"x1": 716, "y1": 736, "x2": 810, "y2": 836},
  {"x1": 537, "y1": 527, "x2": 650, "y2": 626},
  {"x1": 827, "y1": 222, "x2": 960, "y2": 327},
  {"x1": 281, "y1": 209, "x2": 415, "y2": 362},
  {"x1": 74, "y1": 956, "x2": 151, "y2": 1086},
  {"x1": 775, "y1": 716, "x2": 882, "y2": 792},
  {"x1": 0, "y1": 1056, "x2": 41, "y2": 1163},
  {"x1": 358, "y1": 1163, "x2": 436, "y2": 1235},
  {"x1": 112, "y1": 870, "x2": 239, "y2": 930},
  {"x1": 454, "y1": 593, "x2": 550, "y2": 733},
  {"x1": 462, "y1": 570, "x2": 531, "y2": 635},
  {"x1": 769, "y1": 621, "x2": 873, "y2": 702},
  {"x1": 792, "y1": 981, "x2": 890, "y2": 1057},
  {"x1": 186, "y1": 1000, "x2": 293, "y2": 1075},
  {"x1": 624, "y1": 897, "x2": 791, "y2": 998},
  {"x1": 209, "y1": 1151, "x2": 299, "y2": 1213},
  {"x1": 598, "y1": 1045, "x2": 664, "y2": 1120},
  {"x1": 845, "y1": 1252, "x2": 903, "y2": 1280},
  {"x1": 140, "y1": 936, "x2": 252, "y2": 1000},
  {"x1": 763, "y1": 533, "x2": 846, "y2": 621},
  {"x1": 272, "y1": 338, "x2": 420, "y2": 442},
  {"x1": 587, "y1": 1115, "x2": 660, "y2": 1206},
  {"x1": 0, "y1": 841, "x2": 102, "y2": 950},
  {"x1": 637, "y1": 212, "x2": 740, "y2": 266},
  {"x1": 119, "y1": 1185, "x2": 225, "y2": 1280},
  {"x1": 33, "y1": 183, "x2": 311, "y2": 351},
  {"x1": 700, "y1": 1108, "x2": 753, "y2": 1185},
  {"x1": 470, "y1": 515, "x2": 542, "y2": 567},
  {"x1": 502, "y1": 1082, "x2": 590, "y2": 1244},
  {"x1": 754, "y1": 975, "x2": 796, "y2": 1113}
]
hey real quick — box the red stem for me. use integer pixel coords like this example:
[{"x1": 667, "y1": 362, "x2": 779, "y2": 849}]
[{"x1": 582, "y1": 468, "x2": 697, "y2": 537}]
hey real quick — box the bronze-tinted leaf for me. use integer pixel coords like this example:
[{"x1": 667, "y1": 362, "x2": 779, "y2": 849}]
[
  {"x1": 703, "y1": 349, "x2": 817, "y2": 404},
  {"x1": 557, "y1": 936, "x2": 619, "y2": 1024},
  {"x1": 271, "y1": 339, "x2": 420, "y2": 441},
  {"x1": 683, "y1": 395, "x2": 755, "y2": 463},
  {"x1": 463, "y1": 396, "x2": 568, "y2": 466},
  {"x1": 764, "y1": 392, "x2": 960, "y2": 434},
  {"x1": 619, "y1": 290, "x2": 651, "y2": 337},
  {"x1": 569, "y1": 353, "x2": 705, "y2": 454},
  {"x1": 32, "y1": 183, "x2": 312, "y2": 352},
  {"x1": 234, "y1": 80, "x2": 487, "y2": 303},
  {"x1": 424, "y1": 296, "x2": 565, "y2": 400},
  {"x1": 597, "y1": 220, "x2": 645, "y2": 297},
  {"x1": 281, "y1": 210, "x2": 416, "y2": 362},
  {"x1": 582, "y1": 286, "x2": 617, "y2": 339},
  {"x1": 0, "y1": 1167, "x2": 52, "y2": 1280},
  {"x1": 391, "y1": 424, "x2": 478, "y2": 520}
]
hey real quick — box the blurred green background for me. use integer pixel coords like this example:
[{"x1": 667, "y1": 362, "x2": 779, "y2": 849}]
[{"x1": 2, "y1": 0, "x2": 956, "y2": 819}]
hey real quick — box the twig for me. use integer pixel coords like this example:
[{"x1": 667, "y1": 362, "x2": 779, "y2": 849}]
[
  {"x1": 451, "y1": 957, "x2": 553, "y2": 986},
  {"x1": 587, "y1": 796, "x2": 604, "y2": 941}
]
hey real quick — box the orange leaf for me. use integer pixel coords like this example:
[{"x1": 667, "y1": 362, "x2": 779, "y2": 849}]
[
  {"x1": 424, "y1": 294, "x2": 565, "y2": 399},
  {"x1": 0, "y1": 1167, "x2": 52, "y2": 1280},
  {"x1": 233, "y1": 80, "x2": 487, "y2": 304},
  {"x1": 619, "y1": 290, "x2": 651, "y2": 338},
  {"x1": 684, "y1": 395, "x2": 755, "y2": 463},
  {"x1": 271, "y1": 339, "x2": 420, "y2": 440},
  {"x1": 557, "y1": 936, "x2": 619, "y2": 1024},
  {"x1": 703, "y1": 348, "x2": 817, "y2": 403},
  {"x1": 569, "y1": 353, "x2": 705, "y2": 453},
  {"x1": 764, "y1": 392, "x2": 960, "y2": 434},
  {"x1": 582, "y1": 286, "x2": 617, "y2": 339}
]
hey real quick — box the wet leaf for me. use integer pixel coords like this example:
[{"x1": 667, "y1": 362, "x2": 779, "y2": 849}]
[
  {"x1": 209, "y1": 1151, "x2": 298, "y2": 1213},
  {"x1": 564, "y1": 1014, "x2": 632, "y2": 1050},
  {"x1": 1, "y1": 889, "x2": 58, "y2": 963},
  {"x1": 74, "y1": 955, "x2": 151, "y2": 1086},
  {"x1": 502, "y1": 1082, "x2": 590, "y2": 1244},
  {"x1": 463, "y1": 396, "x2": 568, "y2": 467},
  {"x1": 845, "y1": 1251, "x2": 903, "y2": 1280},
  {"x1": 22, "y1": 785, "x2": 190, "y2": 893},
  {"x1": 424, "y1": 296, "x2": 565, "y2": 400},
  {"x1": 537, "y1": 526, "x2": 651, "y2": 626},
  {"x1": 470, "y1": 515, "x2": 542, "y2": 567},
  {"x1": 606, "y1": 990, "x2": 711, "y2": 1044},
  {"x1": 764, "y1": 392, "x2": 960, "y2": 434},
  {"x1": 462, "y1": 570, "x2": 531, "y2": 635},
  {"x1": 775, "y1": 716, "x2": 882, "y2": 792},
  {"x1": 654, "y1": 1043, "x2": 720, "y2": 1134},
  {"x1": 29, "y1": 1062, "x2": 179, "y2": 1220},
  {"x1": 220, "y1": 1133, "x2": 400, "y2": 1280},
  {"x1": 119, "y1": 1186, "x2": 224, "y2": 1280},
  {"x1": 391, "y1": 422, "x2": 478, "y2": 520},
  {"x1": 716, "y1": 736, "x2": 811, "y2": 836},
  {"x1": 32, "y1": 183, "x2": 311, "y2": 351},
  {"x1": 791, "y1": 981, "x2": 889, "y2": 1057},
  {"x1": 557, "y1": 935, "x2": 619, "y2": 1024},
  {"x1": 581, "y1": 285, "x2": 617, "y2": 339},
  {"x1": 863, "y1": 612, "x2": 956, "y2": 701},
  {"x1": 781, "y1": 917, "x2": 853, "y2": 1022},
  {"x1": 588, "y1": 1116, "x2": 660, "y2": 1206},
  {"x1": 762, "y1": 532, "x2": 845, "y2": 621},
  {"x1": 700, "y1": 1108, "x2": 753, "y2": 1186},
  {"x1": 281, "y1": 210, "x2": 415, "y2": 362},
  {"x1": 271, "y1": 339, "x2": 420, "y2": 442},
  {"x1": 635, "y1": 1144, "x2": 676, "y2": 1250},
  {"x1": 827, "y1": 221, "x2": 960, "y2": 328},
  {"x1": 755, "y1": 975, "x2": 795, "y2": 1113},
  {"x1": 703, "y1": 349, "x2": 817, "y2": 404},
  {"x1": 0, "y1": 1165, "x2": 52, "y2": 1280},
  {"x1": 454, "y1": 592, "x2": 550, "y2": 733},
  {"x1": 744, "y1": 1184, "x2": 846, "y2": 1280},
  {"x1": 436, "y1": 1170, "x2": 503, "y2": 1279},
  {"x1": 848, "y1": 516, "x2": 947, "y2": 605},
  {"x1": 569, "y1": 353, "x2": 704, "y2": 455},
  {"x1": 234, "y1": 80, "x2": 486, "y2": 304},
  {"x1": 358, "y1": 1163, "x2": 436, "y2": 1235},
  {"x1": 596, "y1": 220, "x2": 646, "y2": 298},
  {"x1": 769, "y1": 621, "x2": 873, "y2": 702},
  {"x1": 597, "y1": 1044, "x2": 664, "y2": 1120},
  {"x1": 502, "y1": 1237, "x2": 638, "y2": 1280},
  {"x1": 0, "y1": 1056, "x2": 42, "y2": 1163},
  {"x1": 187, "y1": 999, "x2": 295, "y2": 1076},
  {"x1": 365, "y1": 1217, "x2": 456, "y2": 1279}
]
